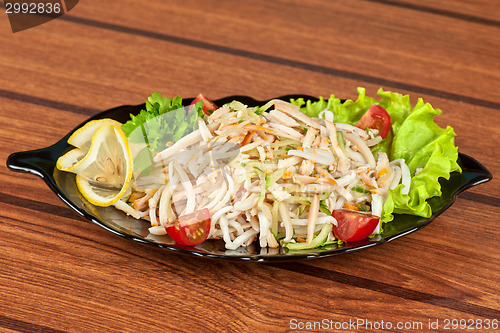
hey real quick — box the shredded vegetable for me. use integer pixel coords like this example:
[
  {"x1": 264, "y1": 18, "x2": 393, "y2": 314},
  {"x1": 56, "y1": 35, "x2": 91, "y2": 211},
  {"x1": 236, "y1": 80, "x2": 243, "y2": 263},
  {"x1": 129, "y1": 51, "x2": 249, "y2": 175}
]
[
  {"x1": 114, "y1": 94, "x2": 425, "y2": 250},
  {"x1": 60, "y1": 89, "x2": 460, "y2": 250}
]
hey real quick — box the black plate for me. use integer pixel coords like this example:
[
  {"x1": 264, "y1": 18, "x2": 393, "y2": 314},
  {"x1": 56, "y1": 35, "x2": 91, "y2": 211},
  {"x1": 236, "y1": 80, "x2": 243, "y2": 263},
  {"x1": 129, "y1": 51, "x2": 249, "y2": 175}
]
[{"x1": 6, "y1": 95, "x2": 493, "y2": 261}]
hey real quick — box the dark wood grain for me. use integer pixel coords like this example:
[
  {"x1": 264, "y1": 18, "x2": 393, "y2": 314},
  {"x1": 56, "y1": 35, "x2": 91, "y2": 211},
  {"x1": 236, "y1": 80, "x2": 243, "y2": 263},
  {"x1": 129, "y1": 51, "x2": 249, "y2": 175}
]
[
  {"x1": 0, "y1": 0, "x2": 498, "y2": 331},
  {"x1": 370, "y1": 0, "x2": 500, "y2": 25}
]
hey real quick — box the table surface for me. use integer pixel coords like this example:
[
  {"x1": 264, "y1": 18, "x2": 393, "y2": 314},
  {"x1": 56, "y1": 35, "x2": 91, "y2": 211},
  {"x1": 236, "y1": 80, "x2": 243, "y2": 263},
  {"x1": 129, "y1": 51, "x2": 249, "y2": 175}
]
[{"x1": 1, "y1": 1, "x2": 499, "y2": 332}]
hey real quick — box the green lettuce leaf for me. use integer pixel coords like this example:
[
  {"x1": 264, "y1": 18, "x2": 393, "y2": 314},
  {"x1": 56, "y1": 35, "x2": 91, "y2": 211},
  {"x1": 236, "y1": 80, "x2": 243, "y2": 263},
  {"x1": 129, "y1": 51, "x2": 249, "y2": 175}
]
[
  {"x1": 376, "y1": 88, "x2": 413, "y2": 136},
  {"x1": 121, "y1": 92, "x2": 204, "y2": 175},
  {"x1": 373, "y1": 90, "x2": 461, "y2": 223},
  {"x1": 381, "y1": 101, "x2": 460, "y2": 222},
  {"x1": 293, "y1": 88, "x2": 461, "y2": 227},
  {"x1": 290, "y1": 96, "x2": 341, "y2": 118},
  {"x1": 122, "y1": 92, "x2": 203, "y2": 152},
  {"x1": 330, "y1": 88, "x2": 378, "y2": 124},
  {"x1": 290, "y1": 88, "x2": 376, "y2": 124}
]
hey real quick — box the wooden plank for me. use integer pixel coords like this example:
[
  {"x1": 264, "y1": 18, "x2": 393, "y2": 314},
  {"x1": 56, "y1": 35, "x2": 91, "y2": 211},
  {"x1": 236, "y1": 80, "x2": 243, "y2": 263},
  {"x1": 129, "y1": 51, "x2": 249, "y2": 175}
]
[
  {"x1": 306, "y1": 203, "x2": 500, "y2": 309},
  {"x1": 1, "y1": 206, "x2": 497, "y2": 332},
  {"x1": 3, "y1": 177, "x2": 498, "y2": 297},
  {"x1": 0, "y1": 0, "x2": 498, "y2": 331},
  {"x1": 63, "y1": 0, "x2": 499, "y2": 102},
  {"x1": 0, "y1": 0, "x2": 498, "y2": 106},
  {"x1": 366, "y1": 0, "x2": 500, "y2": 25}
]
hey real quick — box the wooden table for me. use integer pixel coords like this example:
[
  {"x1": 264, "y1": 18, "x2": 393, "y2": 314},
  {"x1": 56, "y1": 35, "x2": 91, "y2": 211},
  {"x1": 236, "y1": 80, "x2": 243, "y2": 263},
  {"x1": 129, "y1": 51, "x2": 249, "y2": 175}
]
[{"x1": 1, "y1": 1, "x2": 499, "y2": 332}]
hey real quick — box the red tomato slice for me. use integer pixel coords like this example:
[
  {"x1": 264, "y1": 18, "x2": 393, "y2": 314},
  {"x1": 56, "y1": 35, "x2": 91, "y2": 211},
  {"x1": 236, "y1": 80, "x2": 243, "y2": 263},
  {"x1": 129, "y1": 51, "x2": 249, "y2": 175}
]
[
  {"x1": 189, "y1": 94, "x2": 218, "y2": 115},
  {"x1": 332, "y1": 209, "x2": 379, "y2": 242},
  {"x1": 165, "y1": 208, "x2": 211, "y2": 246},
  {"x1": 356, "y1": 104, "x2": 391, "y2": 139}
]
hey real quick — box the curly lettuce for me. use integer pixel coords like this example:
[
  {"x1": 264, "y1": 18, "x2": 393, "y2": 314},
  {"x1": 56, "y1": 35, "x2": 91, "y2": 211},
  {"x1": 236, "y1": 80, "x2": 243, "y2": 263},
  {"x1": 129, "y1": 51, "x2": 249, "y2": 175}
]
[
  {"x1": 292, "y1": 88, "x2": 461, "y2": 226},
  {"x1": 121, "y1": 92, "x2": 204, "y2": 175},
  {"x1": 381, "y1": 96, "x2": 460, "y2": 222}
]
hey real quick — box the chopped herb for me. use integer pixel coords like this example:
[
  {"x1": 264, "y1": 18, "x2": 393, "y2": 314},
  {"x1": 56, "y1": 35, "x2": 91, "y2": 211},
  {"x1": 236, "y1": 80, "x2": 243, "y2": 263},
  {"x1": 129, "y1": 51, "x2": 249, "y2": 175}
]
[
  {"x1": 319, "y1": 200, "x2": 331, "y2": 215},
  {"x1": 254, "y1": 106, "x2": 264, "y2": 115},
  {"x1": 352, "y1": 186, "x2": 371, "y2": 194},
  {"x1": 319, "y1": 192, "x2": 331, "y2": 201},
  {"x1": 358, "y1": 204, "x2": 369, "y2": 212}
]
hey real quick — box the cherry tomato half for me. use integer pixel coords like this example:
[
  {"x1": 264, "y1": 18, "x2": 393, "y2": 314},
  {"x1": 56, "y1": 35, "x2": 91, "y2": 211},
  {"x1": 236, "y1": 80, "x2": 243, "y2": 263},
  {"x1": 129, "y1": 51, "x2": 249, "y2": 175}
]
[
  {"x1": 189, "y1": 94, "x2": 218, "y2": 115},
  {"x1": 356, "y1": 104, "x2": 391, "y2": 139},
  {"x1": 165, "y1": 208, "x2": 211, "y2": 246},
  {"x1": 331, "y1": 209, "x2": 380, "y2": 242}
]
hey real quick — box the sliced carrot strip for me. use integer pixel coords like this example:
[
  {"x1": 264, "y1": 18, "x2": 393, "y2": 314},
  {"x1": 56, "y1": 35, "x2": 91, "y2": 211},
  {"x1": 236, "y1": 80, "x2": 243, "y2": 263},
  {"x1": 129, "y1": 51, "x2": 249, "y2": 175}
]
[
  {"x1": 241, "y1": 131, "x2": 255, "y2": 146},
  {"x1": 343, "y1": 203, "x2": 359, "y2": 211}
]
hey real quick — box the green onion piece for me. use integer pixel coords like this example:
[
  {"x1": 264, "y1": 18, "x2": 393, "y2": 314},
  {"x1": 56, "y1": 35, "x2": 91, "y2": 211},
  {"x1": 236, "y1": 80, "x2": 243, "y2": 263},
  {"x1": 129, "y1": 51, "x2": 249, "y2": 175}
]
[
  {"x1": 319, "y1": 200, "x2": 331, "y2": 215},
  {"x1": 298, "y1": 204, "x2": 308, "y2": 216},
  {"x1": 319, "y1": 192, "x2": 331, "y2": 201},
  {"x1": 359, "y1": 204, "x2": 369, "y2": 212},
  {"x1": 352, "y1": 186, "x2": 371, "y2": 194}
]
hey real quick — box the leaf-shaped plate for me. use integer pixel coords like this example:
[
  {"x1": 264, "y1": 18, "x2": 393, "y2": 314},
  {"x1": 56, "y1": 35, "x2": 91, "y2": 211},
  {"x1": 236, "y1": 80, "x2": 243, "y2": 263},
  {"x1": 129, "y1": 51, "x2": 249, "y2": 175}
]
[{"x1": 6, "y1": 95, "x2": 493, "y2": 261}]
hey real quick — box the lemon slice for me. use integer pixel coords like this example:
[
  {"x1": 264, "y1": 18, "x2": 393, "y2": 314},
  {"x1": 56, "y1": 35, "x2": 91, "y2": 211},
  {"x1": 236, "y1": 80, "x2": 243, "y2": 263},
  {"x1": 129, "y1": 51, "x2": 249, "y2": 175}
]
[
  {"x1": 56, "y1": 148, "x2": 86, "y2": 172},
  {"x1": 68, "y1": 118, "x2": 122, "y2": 150},
  {"x1": 57, "y1": 118, "x2": 123, "y2": 172},
  {"x1": 72, "y1": 124, "x2": 133, "y2": 207}
]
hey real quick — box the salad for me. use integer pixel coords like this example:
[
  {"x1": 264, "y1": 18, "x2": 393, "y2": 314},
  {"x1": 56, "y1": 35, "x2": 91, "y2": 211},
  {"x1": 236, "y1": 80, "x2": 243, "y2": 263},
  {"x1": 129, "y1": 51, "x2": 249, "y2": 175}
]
[{"x1": 56, "y1": 88, "x2": 461, "y2": 250}]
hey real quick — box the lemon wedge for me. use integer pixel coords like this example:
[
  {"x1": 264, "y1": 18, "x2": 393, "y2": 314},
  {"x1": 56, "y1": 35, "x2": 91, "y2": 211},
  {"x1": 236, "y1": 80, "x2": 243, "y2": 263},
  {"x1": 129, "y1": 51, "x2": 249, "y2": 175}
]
[
  {"x1": 70, "y1": 124, "x2": 133, "y2": 207},
  {"x1": 68, "y1": 118, "x2": 122, "y2": 150}
]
